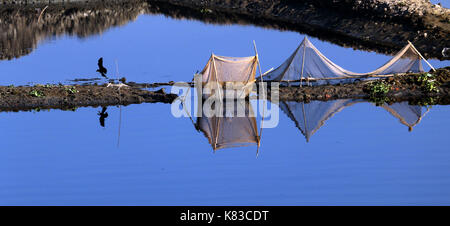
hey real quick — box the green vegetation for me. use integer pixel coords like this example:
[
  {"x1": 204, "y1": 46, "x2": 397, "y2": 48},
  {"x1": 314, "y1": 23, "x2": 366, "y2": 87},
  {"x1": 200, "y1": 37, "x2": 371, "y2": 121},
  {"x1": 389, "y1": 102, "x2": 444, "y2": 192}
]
[
  {"x1": 366, "y1": 80, "x2": 392, "y2": 105},
  {"x1": 200, "y1": 8, "x2": 213, "y2": 14},
  {"x1": 29, "y1": 90, "x2": 45, "y2": 97},
  {"x1": 367, "y1": 80, "x2": 391, "y2": 96},
  {"x1": 43, "y1": 84, "x2": 56, "y2": 88},
  {"x1": 65, "y1": 86, "x2": 79, "y2": 94},
  {"x1": 417, "y1": 73, "x2": 439, "y2": 93}
]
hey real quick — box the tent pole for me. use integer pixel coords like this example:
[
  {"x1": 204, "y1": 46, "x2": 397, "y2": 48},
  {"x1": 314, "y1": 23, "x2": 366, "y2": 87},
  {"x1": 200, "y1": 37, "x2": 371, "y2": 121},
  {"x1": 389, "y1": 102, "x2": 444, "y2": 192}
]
[
  {"x1": 212, "y1": 55, "x2": 223, "y2": 100},
  {"x1": 300, "y1": 38, "x2": 306, "y2": 88},
  {"x1": 407, "y1": 41, "x2": 436, "y2": 72},
  {"x1": 253, "y1": 40, "x2": 265, "y2": 154}
]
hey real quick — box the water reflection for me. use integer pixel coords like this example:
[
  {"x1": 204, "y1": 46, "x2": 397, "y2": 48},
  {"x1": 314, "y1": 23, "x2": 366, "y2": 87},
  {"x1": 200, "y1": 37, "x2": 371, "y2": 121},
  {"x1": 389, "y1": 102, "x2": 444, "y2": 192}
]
[
  {"x1": 178, "y1": 98, "x2": 430, "y2": 151},
  {"x1": 381, "y1": 102, "x2": 430, "y2": 132},
  {"x1": 97, "y1": 106, "x2": 109, "y2": 127},
  {"x1": 193, "y1": 99, "x2": 260, "y2": 152},
  {"x1": 0, "y1": 1, "x2": 146, "y2": 60},
  {"x1": 278, "y1": 99, "x2": 430, "y2": 142},
  {"x1": 1, "y1": 0, "x2": 447, "y2": 61},
  {"x1": 279, "y1": 99, "x2": 359, "y2": 142}
]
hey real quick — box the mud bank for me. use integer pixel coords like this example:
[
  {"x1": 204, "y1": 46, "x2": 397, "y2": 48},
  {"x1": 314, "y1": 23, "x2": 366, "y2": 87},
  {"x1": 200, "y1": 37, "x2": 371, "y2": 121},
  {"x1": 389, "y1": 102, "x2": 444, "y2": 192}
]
[
  {"x1": 1, "y1": 0, "x2": 449, "y2": 60},
  {"x1": 0, "y1": 67, "x2": 448, "y2": 112},
  {"x1": 270, "y1": 67, "x2": 450, "y2": 105},
  {"x1": 0, "y1": 83, "x2": 177, "y2": 112}
]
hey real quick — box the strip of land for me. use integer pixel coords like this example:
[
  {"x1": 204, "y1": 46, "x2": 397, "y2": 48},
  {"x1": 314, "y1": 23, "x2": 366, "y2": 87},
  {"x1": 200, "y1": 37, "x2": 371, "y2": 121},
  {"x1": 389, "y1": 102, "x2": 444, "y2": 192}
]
[
  {"x1": 0, "y1": 67, "x2": 448, "y2": 112},
  {"x1": 0, "y1": 84, "x2": 177, "y2": 112}
]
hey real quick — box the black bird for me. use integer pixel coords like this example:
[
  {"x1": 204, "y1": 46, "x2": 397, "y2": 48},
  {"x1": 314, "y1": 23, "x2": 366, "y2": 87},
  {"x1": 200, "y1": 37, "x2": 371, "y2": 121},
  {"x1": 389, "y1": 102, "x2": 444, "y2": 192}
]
[
  {"x1": 96, "y1": 57, "x2": 108, "y2": 78},
  {"x1": 97, "y1": 107, "x2": 108, "y2": 127}
]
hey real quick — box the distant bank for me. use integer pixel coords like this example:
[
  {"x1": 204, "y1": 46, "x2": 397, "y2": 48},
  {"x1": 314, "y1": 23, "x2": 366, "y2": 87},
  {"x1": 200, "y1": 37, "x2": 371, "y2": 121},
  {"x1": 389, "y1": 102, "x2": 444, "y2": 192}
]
[{"x1": 1, "y1": 0, "x2": 449, "y2": 60}]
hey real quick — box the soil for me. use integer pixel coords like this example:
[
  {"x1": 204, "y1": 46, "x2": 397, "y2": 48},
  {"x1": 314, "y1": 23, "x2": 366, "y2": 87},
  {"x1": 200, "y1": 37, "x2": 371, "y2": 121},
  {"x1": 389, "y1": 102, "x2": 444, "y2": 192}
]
[
  {"x1": 0, "y1": 67, "x2": 448, "y2": 112},
  {"x1": 270, "y1": 67, "x2": 450, "y2": 105},
  {"x1": 0, "y1": 83, "x2": 177, "y2": 112}
]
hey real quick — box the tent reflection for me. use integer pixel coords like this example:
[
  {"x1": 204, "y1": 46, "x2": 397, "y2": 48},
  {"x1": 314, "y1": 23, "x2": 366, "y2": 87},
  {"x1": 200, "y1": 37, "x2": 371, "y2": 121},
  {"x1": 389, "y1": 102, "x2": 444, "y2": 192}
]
[
  {"x1": 278, "y1": 99, "x2": 429, "y2": 142},
  {"x1": 195, "y1": 99, "x2": 260, "y2": 151}
]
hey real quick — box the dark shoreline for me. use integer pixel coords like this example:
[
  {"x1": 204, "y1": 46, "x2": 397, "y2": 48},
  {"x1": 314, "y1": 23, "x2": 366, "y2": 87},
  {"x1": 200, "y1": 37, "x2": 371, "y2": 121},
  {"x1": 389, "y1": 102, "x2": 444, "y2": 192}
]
[
  {"x1": 1, "y1": 0, "x2": 449, "y2": 60},
  {"x1": 0, "y1": 83, "x2": 177, "y2": 112}
]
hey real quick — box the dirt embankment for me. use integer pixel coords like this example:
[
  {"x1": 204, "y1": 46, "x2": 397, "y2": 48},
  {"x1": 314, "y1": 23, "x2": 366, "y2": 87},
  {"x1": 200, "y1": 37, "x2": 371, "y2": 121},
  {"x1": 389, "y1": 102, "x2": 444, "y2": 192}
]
[
  {"x1": 272, "y1": 67, "x2": 450, "y2": 105},
  {"x1": 0, "y1": 67, "x2": 448, "y2": 112},
  {"x1": 0, "y1": 83, "x2": 177, "y2": 112},
  {"x1": 1, "y1": 0, "x2": 449, "y2": 60}
]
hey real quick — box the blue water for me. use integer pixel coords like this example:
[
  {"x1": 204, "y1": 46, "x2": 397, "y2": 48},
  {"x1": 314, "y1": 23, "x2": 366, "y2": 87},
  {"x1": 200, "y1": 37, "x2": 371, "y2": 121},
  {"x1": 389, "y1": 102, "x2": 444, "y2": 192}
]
[
  {"x1": 430, "y1": 0, "x2": 450, "y2": 8},
  {"x1": 0, "y1": 9, "x2": 449, "y2": 205},
  {"x1": 0, "y1": 14, "x2": 447, "y2": 85},
  {"x1": 0, "y1": 101, "x2": 449, "y2": 205}
]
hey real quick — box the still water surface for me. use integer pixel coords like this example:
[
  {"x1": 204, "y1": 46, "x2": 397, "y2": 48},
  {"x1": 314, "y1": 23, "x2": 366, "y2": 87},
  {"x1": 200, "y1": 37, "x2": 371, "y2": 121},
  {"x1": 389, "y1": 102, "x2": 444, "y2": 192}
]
[{"x1": 0, "y1": 9, "x2": 449, "y2": 205}]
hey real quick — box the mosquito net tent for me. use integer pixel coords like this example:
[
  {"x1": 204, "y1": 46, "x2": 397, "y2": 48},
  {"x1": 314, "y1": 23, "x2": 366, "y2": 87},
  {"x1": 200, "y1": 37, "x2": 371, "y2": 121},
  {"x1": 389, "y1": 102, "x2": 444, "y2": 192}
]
[
  {"x1": 199, "y1": 54, "x2": 259, "y2": 98},
  {"x1": 195, "y1": 99, "x2": 260, "y2": 151},
  {"x1": 381, "y1": 102, "x2": 429, "y2": 131},
  {"x1": 261, "y1": 37, "x2": 430, "y2": 84},
  {"x1": 279, "y1": 99, "x2": 360, "y2": 142}
]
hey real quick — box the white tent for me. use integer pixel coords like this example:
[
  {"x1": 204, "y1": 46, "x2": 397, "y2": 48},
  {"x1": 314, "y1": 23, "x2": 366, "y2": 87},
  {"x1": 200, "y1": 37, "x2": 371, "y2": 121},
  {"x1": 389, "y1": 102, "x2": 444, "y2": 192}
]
[{"x1": 261, "y1": 37, "x2": 433, "y2": 84}]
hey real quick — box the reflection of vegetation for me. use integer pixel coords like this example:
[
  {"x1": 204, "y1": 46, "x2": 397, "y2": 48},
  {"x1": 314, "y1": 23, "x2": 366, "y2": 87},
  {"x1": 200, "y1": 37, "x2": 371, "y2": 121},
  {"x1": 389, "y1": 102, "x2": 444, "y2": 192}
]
[
  {"x1": 29, "y1": 90, "x2": 45, "y2": 97},
  {"x1": 369, "y1": 96, "x2": 392, "y2": 106},
  {"x1": 417, "y1": 73, "x2": 439, "y2": 93},
  {"x1": 413, "y1": 97, "x2": 437, "y2": 106},
  {"x1": 66, "y1": 107, "x2": 78, "y2": 112}
]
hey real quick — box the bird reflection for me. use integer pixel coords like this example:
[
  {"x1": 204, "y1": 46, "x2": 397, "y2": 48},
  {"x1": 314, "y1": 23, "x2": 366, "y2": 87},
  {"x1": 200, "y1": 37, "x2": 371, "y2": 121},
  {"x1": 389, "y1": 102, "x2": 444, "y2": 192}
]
[
  {"x1": 96, "y1": 57, "x2": 108, "y2": 78},
  {"x1": 97, "y1": 107, "x2": 109, "y2": 127}
]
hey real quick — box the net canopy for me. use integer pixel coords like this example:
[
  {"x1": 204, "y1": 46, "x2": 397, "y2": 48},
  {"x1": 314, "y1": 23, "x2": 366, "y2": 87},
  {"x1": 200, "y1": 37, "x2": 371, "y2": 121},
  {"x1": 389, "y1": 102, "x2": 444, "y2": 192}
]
[
  {"x1": 279, "y1": 99, "x2": 359, "y2": 142},
  {"x1": 262, "y1": 37, "x2": 426, "y2": 83},
  {"x1": 381, "y1": 102, "x2": 429, "y2": 131},
  {"x1": 200, "y1": 54, "x2": 258, "y2": 84},
  {"x1": 195, "y1": 99, "x2": 259, "y2": 151}
]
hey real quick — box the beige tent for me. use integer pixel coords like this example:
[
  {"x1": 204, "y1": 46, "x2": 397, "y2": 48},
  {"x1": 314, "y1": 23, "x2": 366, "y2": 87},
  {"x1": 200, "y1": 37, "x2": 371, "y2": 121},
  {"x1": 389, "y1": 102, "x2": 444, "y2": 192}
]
[
  {"x1": 261, "y1": 37, "x2": 434, "y2": 84},
  {"x1": 195, "y1": 99, "x2": 260, "y2": 151},
  {"x1": 198, "y1": 54, "x2": 260, "y2": 98}
]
